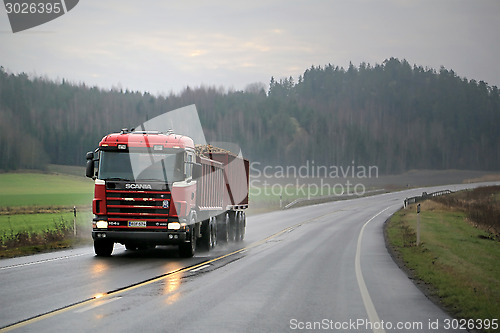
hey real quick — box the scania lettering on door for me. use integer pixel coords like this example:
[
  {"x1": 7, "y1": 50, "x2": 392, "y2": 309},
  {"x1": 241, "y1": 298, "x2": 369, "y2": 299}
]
[{"x1": 125, "y1": 183, "x2": 153, "y2": 190}]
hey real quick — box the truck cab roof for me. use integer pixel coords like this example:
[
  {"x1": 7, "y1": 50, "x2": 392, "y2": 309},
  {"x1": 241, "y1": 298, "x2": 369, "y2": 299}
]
[{"x1": 99, "y1": 130, "x2": 195, "y2": 150}]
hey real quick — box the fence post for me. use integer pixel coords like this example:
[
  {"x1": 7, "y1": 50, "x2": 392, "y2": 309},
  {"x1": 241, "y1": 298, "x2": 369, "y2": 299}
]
[
  {"x1": 73, "y1": 206, "x2": 77, "y2": 237},
  {"x1": 416, "y1": 203, "x2": 421, "y2": 246}
]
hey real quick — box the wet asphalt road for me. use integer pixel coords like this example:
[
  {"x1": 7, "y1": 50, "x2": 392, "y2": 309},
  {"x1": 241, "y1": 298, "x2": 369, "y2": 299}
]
[{"x1": 1, "y1": 183, "x2": 495, "y2": 333}]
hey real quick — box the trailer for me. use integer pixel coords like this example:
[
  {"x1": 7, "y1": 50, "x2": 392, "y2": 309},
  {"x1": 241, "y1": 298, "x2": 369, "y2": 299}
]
[{"x1": 85, "y1": 129, "x2": 249, "y2": 257}]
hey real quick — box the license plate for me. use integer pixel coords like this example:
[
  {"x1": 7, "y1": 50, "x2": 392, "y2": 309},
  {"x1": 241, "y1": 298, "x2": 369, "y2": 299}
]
[{"x1": 128, "y1": 221, "x2": 147, "y2": 227}]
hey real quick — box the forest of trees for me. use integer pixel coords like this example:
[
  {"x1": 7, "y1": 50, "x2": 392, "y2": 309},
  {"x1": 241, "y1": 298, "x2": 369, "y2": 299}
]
[{"x1": 1, "y1": 58, "x2": 499, "y2": 174}]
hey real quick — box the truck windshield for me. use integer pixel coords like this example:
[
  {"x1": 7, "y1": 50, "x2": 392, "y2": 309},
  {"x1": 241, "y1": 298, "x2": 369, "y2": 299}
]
[{"x1": 98, "y1": 151, "x2": 185, "y2": 183}]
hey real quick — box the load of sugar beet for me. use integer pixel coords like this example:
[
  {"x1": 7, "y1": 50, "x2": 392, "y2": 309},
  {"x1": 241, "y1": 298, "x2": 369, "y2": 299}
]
[{"x1": 195, "y1": 144, "x2": 236, "y2": 158}]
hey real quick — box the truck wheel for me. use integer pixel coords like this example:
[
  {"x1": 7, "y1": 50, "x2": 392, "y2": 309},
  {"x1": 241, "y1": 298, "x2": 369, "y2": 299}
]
[
  {"x1": 198, "y1": 218, "x2": 212, "y2": 251},
  {"x1": 242, "y1": 212, "x2": 246, "y2": 240},
  {"x1": 228, "y1": 211, "x2": 237, "y2": 242},
  {"x1": 179, "y1": 215, "x2": 197, "y2": 258},
  {"x1": 235, "y1": 211, "x2": 246, "y2": 242},
  {"x1": 199, "y1": 216, "x2": 217, "y2": 251},
  {"x1": 216, "y1": 213, "x2": 229, "y2": 243},
  {"x1": 94, "y1": 239, "x2": 114, "y2": 257},
  {"x1": 179, "y1": 228, "x2": 196, "y2": 257},
  {"x1": 210, "y1": 216, "x2": 217, "y2": 248}
]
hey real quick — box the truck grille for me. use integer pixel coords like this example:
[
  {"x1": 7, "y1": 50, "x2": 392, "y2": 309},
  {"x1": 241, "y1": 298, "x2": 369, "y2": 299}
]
[{"x1": 106, "y1": 189, "x2": 171, "y2": 222}]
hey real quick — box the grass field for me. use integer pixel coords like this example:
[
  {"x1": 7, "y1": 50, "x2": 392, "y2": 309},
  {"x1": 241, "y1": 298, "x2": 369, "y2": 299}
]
[
  {"x1": 386, "y1": 197, "x2": 500, "y2": 332},
  {"x1": 0, "y1": 173, "x2": 93, "y2": 208},
  {"x1": 0, "y1": 171, "x2": 94, "y2": 256},
  {"x1": 0, "y1": 211, "x2": 92, "y2": 236}
]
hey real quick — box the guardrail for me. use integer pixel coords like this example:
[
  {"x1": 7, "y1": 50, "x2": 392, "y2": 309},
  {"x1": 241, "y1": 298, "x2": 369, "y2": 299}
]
[{"x1": 403, "y1": 189, "x2": 453, "y2": 208}]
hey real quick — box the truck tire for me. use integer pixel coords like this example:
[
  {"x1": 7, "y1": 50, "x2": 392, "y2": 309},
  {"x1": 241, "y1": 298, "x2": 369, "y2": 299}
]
[
  {"x1": 209, "y1": 216, "x2": 217, "y2": 248},
  {"x1": 216, "y1": 213, "x2": 229, "y2": 243},
  {"x1": 179, "y1": 228, "x2": 196, "y2": 257},
  {"x1": 94, "y1": 239, "x2": 114, "y2": 257},
  {"x1": 198, "y1": 217, "x2": 216, "y2": 251},
  {"x1": 179, "y1": 214, "x2": 197, "y2": 258},
  {"x1": 235, "y1": 211, "x2": 246, "y2": 242},
  {"x1": 241, "y1": 211, "x2": 246, "y2": 240},
  {"x1": 228, "y1": 211, "x2": 237, "y2": 242}
]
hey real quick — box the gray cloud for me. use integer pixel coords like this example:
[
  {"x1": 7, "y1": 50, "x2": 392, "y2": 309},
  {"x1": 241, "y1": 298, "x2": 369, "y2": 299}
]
[{"x1": 1, "y1": 0, "x2": 498, "y2": 94}]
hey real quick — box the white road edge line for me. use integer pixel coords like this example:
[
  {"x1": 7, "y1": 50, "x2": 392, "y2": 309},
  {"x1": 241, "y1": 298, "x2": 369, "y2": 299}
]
[
  {"x1": 0, "y1": 253, "x2": 88, "y2": 271},
  {"x1": 355, "y1": 206, "x2": 392, "y2": 333}
]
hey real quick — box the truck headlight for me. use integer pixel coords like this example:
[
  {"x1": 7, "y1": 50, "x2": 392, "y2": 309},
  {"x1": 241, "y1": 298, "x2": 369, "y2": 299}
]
[
  {"x1": 168, "y1": 222, "x2": 181, "y2": 230},
  {"x1": 168, "y1": 222, "x2": 186, "y2": 230},
  {"x1": 96, "y1": 220, "x2": 108, "y2": 229}
]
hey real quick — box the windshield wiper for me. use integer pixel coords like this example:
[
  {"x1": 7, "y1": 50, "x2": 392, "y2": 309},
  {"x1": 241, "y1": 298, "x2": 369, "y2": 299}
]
[{"x1": 105, "y1": 177, "x2": 132, "y2": 181}]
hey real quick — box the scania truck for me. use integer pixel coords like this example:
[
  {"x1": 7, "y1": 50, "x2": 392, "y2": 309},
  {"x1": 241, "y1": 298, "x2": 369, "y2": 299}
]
[{"x1": 86, "y1": 129, "x2": 249, "y2": 257}]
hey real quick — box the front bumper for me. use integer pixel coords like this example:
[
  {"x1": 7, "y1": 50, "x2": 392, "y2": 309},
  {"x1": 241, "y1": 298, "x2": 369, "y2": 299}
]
[{"x1": 92, "y1": 229, "x2": 187, "y2": 245}]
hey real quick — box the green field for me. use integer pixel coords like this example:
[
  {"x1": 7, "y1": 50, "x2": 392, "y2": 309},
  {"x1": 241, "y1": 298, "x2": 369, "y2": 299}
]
[
  {"x1": 0, "y1": 173, "x2": 93, "y2": 208},
  {"x1": 0, "y1": 171, "x2": 94, "y2": 255},
  {"x1": 386, "y1": 199, "x2": 500, "y2": 331},
  {"x1": 0, "y1": 211, "x2": 92, "y2": 236}
]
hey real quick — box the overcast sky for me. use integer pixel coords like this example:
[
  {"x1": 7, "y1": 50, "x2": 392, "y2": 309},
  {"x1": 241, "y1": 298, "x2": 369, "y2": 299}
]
[{"x1": 1, "y1": 0, "x2": 499, "y2": 95}]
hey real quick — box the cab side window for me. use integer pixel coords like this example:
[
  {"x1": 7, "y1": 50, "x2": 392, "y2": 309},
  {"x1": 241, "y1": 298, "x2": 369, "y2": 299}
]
[{"x1": 185, "y1": 152, "x2": 194, "y2": 179}]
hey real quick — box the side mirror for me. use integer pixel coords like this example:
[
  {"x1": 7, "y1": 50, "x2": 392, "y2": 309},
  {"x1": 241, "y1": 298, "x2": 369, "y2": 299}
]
[{"x1": 85, "y1": 151, "x2": 95, "y2": 178}]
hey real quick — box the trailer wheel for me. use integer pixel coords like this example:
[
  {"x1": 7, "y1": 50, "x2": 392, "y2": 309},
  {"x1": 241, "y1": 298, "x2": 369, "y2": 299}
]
[
  {"x1": 235, "y1": 211, "x2": 246, "y2": 242},
  {"x1": 228, "y1": 211, "x2": 237, "y2": 242},
  {"x1": 240, "y1": 211, "x2": 246, "y2": 241},
  {"x1": 242, "y1": 211, "x2": 246, "y2": 240},
  {"x1": 94, "y1": 239, "x2": 114, "y2": 257}
]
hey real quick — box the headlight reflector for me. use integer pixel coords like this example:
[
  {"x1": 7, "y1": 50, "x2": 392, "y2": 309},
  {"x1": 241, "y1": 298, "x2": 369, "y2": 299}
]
[
  {"x1": 96, "y1": 220, "x2": 108, "y2": 229},
  {"x1": 168, "y1": 222, "x2": 181, "y2": 230}
]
